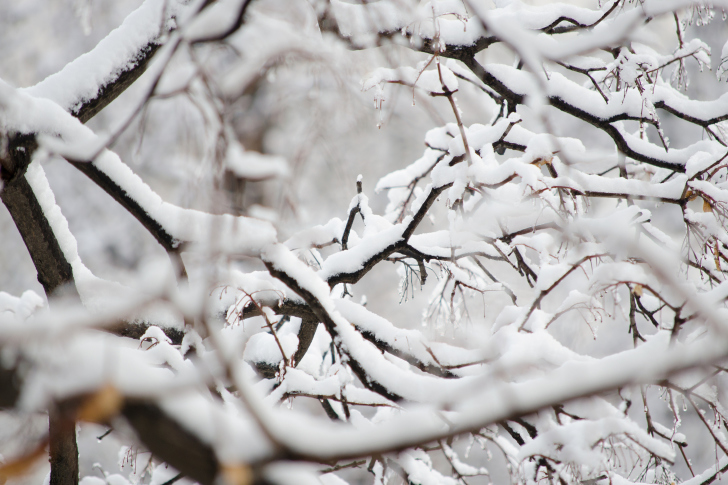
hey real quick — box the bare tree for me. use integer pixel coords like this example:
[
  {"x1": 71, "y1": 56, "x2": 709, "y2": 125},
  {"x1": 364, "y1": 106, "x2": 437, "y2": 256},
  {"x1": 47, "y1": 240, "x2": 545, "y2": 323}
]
[{"x1": 3, "y1": 1, "x2": 728, "y2": 484}]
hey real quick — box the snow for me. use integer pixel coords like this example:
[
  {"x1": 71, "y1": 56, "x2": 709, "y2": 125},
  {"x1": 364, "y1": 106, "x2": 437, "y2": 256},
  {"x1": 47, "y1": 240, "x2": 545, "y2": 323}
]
[
  {"x1": 3, "y1": 78, "x2": 278, "y2": 262},
  {"x1": 244, "y1": 331, "x2": 297, "y2": 366},
  {"x1": 336, "y1": 299, "x2": 480, "y2": 369},
  {"x1": 25, "y1": 161, "x2": 130, "y2": 310},
  {"x1": 317, "y1": 224, "x2": 406, "y2": 282},
  {"x1": 183, "y1": 0, "x2": 246, "y2": 43},
  {"x1": 24, "y1": 0, "x2": 190, "y2": 113},
  {"x1": 6, "y1": 0, "x2": 728, "y2": 482},
  {"x1": 225, "y1": 140, "x2": 289, "y2": 181},
  {"x1": 0, "y1": 290, "x2": 45, "y2": 321},
  {"x1": 284, "y1": 218, "x2": 344, "y2": 250},
  {"x1": 263, "y1": 244, "x2": 476, "y2": 402},
  {"x1": 517, "y1": 417, "x2": 674, "y2": 465},
  {"x1": 682, "y1": 456, "x2": 728, "y2": 485},
  {"x1": 362, "y1": 64, "x2": 459, "y2": 95}
]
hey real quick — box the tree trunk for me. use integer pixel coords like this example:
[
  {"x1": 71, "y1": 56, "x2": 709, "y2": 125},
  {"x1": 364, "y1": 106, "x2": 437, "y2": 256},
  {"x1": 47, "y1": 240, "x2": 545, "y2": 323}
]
[{"x1": 49, "y1": 410, "x2": 79, "y2": 485}]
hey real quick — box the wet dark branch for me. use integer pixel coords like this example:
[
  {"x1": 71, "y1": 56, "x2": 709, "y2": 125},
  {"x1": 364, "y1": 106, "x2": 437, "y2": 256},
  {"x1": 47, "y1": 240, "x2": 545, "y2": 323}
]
[
  {"x1": 1, "y1": 135, "x2": 80, "y2": 485},
  {"x1": 242, "y1": 298, "x2": 316, "y2": 322},
  {"x1": 189, "y1": 0, "x2": 254, "y2": 44},
  {"x1": 292, "y1": 317, "x2": 319, "y2": 367},
  {"x1": 540, "y1": 0, "x2": 621, "y2": 35},
  {"x1": 354, "y1": 325, "x2": 456, "y2": 379},
  {"x1": 122, "y1": 400, "x2": 220, "y2": 485},
  {"x1": 0, "y1": 177, "x2": 73, "y2": 296},
  {"x1": 655, "y1": 100, "x2": 728, "y2": 128},
  {"x1": 243, "y1": 297, "x2": 455, "y2": 379},
  {"x1": 73, "y1": 43, "x2": 161, "y2": 123},
  {"x1": 341, "y1": 178, "x2": 364, "y2": 251},
  {"x1": 0, "y1": 359, "x2": 22, "y2": 409},
  {"x1": 49, "y1": 409, "x2": 78, "y2": 485},
  {"x1": 264, "y1": 261, "x2": 404, "y2": 403},
  {"x1": 108, "y1": 321, "x2": 185, "y2": 345},
  {"x1": 1, "y1": 138, "x2": 75, "y2": 296},
  {"x1": 67, "y1": 160, "x2": 180, "y2": 252},
  {"x1": 317, "y1": 7, "x2": 498, "y2": 56},
  {"x1": 320, "y1": 399, "x2": 343, "y2": 421},
  {"x1": 341, "y1": 205, "x2": 361, "y2": 251},
  {"x1": 327, "y1": 183, "x2": 451, "y2": 287},
  {"x1": 519, "y1": 254, "x2": 606, "y2": 330},
  {"x1": 460, "y1": 57, "x2": 686, "y2": 172}
]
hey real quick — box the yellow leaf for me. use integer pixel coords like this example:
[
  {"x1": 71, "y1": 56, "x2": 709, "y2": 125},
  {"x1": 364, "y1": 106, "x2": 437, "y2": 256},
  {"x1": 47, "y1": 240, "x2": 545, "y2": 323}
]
[
  {"x1": 77, "y1": 384, "x2": 123, "y2": 424},
  {"x1": 0, "y1": 441, "x2": 47, "y2": 483},
  {"x1": 222, "y1": 464, "x2": 253, "y2": 485},
  {"x1": 703, "y1": 198, "x2": 713, "y2": 212},
  {"x1": 715, "y1": 241, "x2": 722, "y2": 272},
  {"x1": 633, "y1": 284, "x2": 643, "y2": 297}
]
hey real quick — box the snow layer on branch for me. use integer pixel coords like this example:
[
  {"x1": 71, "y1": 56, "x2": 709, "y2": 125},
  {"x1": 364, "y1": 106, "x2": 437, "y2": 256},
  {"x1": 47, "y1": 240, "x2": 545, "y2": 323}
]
[
  {"x1": 330, "y1": 0, "x2": 608, "y2": 48},
  {"x1": 0, "y1": 290, "x2": 45, "y2": 323},
  {"x1": 317, "y1": 224, "x2": 405, "y2": 281},
  {"x1": 259, "y1": 328, "x2": 722, "y2": 462},
  {"x1": 226, "y1": 141, "x2": 289, "y2": 181},
  {"x1": 263, "y1": 244, "x2": 473, "y2": 402},
  {"x1": 376, "y1": 148, "x2": 442, "y2": 192},
  {"x1": 91, "y1": 148, "x2": 277, "y2": 255},
  {"x1": 25, "y1": 161, "x2": 135, "y2": 311},
  {"x1": 335, "y1": 299, "x2": 482, "y2": 368},
  {"x1": 362, "y1": 64, "x2": 458, "y2": 95},
  {"x1": 517, "y1": 417, "x2": 674, "y2": 466},
  {"x1": 267, "y1": 367, "x2": 395, "y2": 407},
  {"x1": 486, "y1": 0, "x2": 604, "y2": 31},
  {"x1": 483, "y1": 62, "x2": 728, "y2": 147},
  {"x1": 550, "y1": 158, "x2": 687, "y2": 200},
  {"x1": 409, "y1": 230, "x2": 502, "y2": 260},
  {"x1": 23, "y1": 0, "x2": 190, "y2": 112},
  {"x1": 3, "y1": 80, "x2": 277, "y2": 256},
  {"x1": 682, "y1": 456, "x2": 728, "y2": 485},
  {"x1": 284, "y1": 218, "x2": 345, "y2": 250},
  {"x1": 244, "y1": 331, "x2": 297, "y2": 366}
]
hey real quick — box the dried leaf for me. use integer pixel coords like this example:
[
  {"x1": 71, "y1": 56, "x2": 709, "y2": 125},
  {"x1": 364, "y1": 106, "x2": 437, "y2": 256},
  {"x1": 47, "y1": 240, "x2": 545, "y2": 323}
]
[
  {"x1": 633, "y1": 284, "x2": 643, "y2": 297},
  {"x1": 715, "y1": 241, "x2": 722, "y2": 272},
  {"x1": 0, "y1": 441, "x2": 47, "y2": 483},
  {"x1": 77, "y1": 384, "x2": 123, "y2": 424},
  {"x1": 222, "y1": 464, "x2": 253, "y2": 485}
]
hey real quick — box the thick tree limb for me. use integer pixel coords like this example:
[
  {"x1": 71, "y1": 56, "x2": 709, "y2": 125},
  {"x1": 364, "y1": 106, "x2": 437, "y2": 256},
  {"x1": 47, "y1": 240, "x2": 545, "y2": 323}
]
[
  {"x1": 48, "y1": 410, "x2": 78, "y2": 485},
  {"x1": 73, "y1": 43, "x2": 161, "y2": 124},
  {"x1": 292, "y1": 317, "x2": 319, "y2": 367},
  {"x1": 1, "y1": 167, "x2": 74, "y2": 296},
  {"x1": 122, "y1": 400, "x2": 220, "y2": 485},
  {"x1": 1, "y1": 135, "x2": 80, "y2": 485}
]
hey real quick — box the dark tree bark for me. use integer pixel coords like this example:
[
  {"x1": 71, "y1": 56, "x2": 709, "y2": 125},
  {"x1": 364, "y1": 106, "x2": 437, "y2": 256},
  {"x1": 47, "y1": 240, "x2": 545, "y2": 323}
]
[
  {"x1": 48, "y1": 410, "x2": 79, "y2": 485},
  {"x1": 1, "y1": 133, "x2": 80, "y2": 485},
  {"x1": 122, "y1": 401, "x2": 220, "y2": 485}
]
